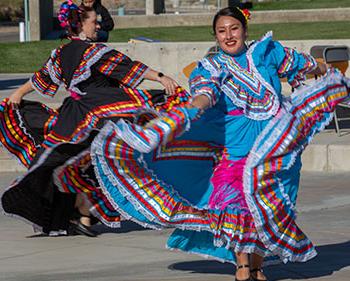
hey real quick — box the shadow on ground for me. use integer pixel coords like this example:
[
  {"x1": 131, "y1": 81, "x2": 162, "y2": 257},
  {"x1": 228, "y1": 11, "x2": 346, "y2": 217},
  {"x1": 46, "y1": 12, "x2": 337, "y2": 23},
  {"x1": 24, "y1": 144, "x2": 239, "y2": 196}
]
[
  {"x1": 26, "y1": 220, "x2": 147, "y2": 238},
  {"x1": 93, "y1": 220, "x2": 148, "y2": 234},
  {"x1": 169, "y1": 241, "x2": 350, "y2": 280},
  {"x1": 0, "y1": 79, "x2": 29, "y2": 90}
]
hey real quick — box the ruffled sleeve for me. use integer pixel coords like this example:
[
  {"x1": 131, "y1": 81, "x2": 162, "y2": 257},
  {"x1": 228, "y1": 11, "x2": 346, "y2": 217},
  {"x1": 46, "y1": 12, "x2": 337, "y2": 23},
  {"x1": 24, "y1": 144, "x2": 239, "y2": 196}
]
[
  {"x1": 31, "y1": 48, "x2": 62, "y2": 98},
  {"x1": 189, "y1": 60, "x2": 222, "y2": 108},
  {"x1": 96, "y1": 50, "x2": 149, "y2": 88},
  {"x1": 272, "y1": 41, "x2": 317, "y2": 88}
]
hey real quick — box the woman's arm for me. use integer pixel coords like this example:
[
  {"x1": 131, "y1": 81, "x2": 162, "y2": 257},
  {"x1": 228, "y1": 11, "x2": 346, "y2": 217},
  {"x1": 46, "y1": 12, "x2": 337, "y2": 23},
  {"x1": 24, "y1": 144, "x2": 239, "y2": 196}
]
[
  {"x1": 273, "y1": 41, "x2": 321, "y2": 88},
  {"x1": 8, "y1": 80, "x2": 33, "y2": 105},
  {"x1": 143, "y1": 68, "x2": 179, "y2": 96},
  {"x1": 187, "y1": 94, "x2": 211, "y2": 110}
]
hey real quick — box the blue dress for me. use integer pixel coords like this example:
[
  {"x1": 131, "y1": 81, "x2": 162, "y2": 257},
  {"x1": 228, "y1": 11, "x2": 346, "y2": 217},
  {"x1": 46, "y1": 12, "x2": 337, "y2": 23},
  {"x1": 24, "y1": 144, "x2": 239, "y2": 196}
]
[{"x1": 90, "y1": 32, "x2": 350, "y2": 265}]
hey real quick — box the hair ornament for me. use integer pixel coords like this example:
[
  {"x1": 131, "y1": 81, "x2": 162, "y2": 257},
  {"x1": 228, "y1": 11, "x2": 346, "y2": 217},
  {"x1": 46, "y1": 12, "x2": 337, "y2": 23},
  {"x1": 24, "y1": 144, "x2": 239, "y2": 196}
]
[
  {"x1": 237, "y1": 8, "x2": 251, "y2": 24},
  {"x1": 58, "y1": 1, "x2": 81, "y2": 28}
]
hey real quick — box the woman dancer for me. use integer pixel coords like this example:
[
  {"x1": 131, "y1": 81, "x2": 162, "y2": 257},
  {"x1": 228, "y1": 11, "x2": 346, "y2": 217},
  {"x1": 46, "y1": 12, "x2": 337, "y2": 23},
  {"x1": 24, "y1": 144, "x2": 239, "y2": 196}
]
[
  {"x1": 90, "y1": 6, "x2": 349, "y2": 281},
  {"x1": 0, "y1": 1, "x2": 182, "y2": 237}
]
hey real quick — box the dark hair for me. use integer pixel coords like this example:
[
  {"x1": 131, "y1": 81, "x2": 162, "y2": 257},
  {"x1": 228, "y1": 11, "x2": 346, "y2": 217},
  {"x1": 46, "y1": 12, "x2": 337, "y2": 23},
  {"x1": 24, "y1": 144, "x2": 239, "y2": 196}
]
[
  {"x1": 58, "y1": 1, "x2": 95, "y2": 37},
  {"x1": 81, "y1": 0, "x2": 102, "y2": 9},
  {"x1": 212, "y1": 7, "x2": 247, "y2": 34},
  {"x1": 94, "y1": 0, "x2": 101, "y2": 8}
]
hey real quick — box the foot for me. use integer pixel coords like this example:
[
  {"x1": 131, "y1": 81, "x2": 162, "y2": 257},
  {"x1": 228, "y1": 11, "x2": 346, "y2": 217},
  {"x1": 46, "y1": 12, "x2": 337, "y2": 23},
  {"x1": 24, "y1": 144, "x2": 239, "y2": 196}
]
[
  {"x1": 69, "y1": 213, "x2": 98, "y2": 237},
  {"x1": 235, "y1": 264, "x2": 251, "y2": 281},
  {"x1": 69, "y1": 220, "x2": 98, "y2": 237},
  {"x1": 251, "y1": 268, "x2": 267, "y2": 281}
]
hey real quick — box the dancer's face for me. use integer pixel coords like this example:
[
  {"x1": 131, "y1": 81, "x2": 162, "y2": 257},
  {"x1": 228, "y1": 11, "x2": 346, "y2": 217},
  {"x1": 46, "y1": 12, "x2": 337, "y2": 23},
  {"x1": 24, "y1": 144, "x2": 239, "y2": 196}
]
[
  {"x1": 81, "y1": 10, "x2": 100, "y2": 41},
  {"x1": 215, "y1": 16, "x2": 247, "y2": 55},
  {"x1": 82, "y1": 0, "x2": 95, "y2": 8}
]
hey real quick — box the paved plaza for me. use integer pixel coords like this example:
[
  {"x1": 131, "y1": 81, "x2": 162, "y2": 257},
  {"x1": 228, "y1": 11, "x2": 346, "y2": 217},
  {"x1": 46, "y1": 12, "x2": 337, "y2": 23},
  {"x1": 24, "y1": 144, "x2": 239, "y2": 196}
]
[{"x1": 0, "y1": 172, "x2": 349, "y2": 281}]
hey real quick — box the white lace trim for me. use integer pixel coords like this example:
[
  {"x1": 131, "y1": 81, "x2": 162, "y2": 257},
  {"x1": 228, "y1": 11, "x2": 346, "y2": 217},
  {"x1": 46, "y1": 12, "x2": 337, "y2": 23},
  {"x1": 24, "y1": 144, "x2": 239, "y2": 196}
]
[
  {"x1": 166, "y1": 245, "x2": 285, "y2": 266},
  {"x1": 0, "y1": 128, "x2": 101, "y2": 232},
  {"x1": 91, "y1": 121, "x2": 276, "y2": 250},
  {"x1": 69, "y1": 45, "x2": 113, "y2": 96},
  {"x1": 242, "y1": 70, "x2": 349, "y2": 262},
  {"x1": 244, "y1": 31, "x2": 280, "y2": 119},
  {"x1": 199, "y1": 31, "x2": 280, "y2": 121},
  {"x1": 46, "y1": 48, "x2": 63, "y2": 87},
  {"x1": 91, "y1": 123, "x2": 163, "y2": 230},
  {"x1": 53, "y1": 149, "x2": 96, "y2": 192},
  {"x1": 91, "y1": 123, "x2": 227, "y2": 235},
  {"x1": 89, "y1": 208, "x2": 121, "y2": 229},
  {"x1": 0, "y1": 104, "x2": 41, "y2": 169},
  {"x1": 52, "y1": 147, "x2": 121, "y2": 228}
]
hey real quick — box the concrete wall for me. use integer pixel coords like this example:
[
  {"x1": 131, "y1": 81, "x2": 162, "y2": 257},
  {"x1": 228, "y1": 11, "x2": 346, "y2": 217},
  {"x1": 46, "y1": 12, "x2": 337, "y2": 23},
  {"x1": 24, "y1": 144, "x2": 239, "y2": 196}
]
[
  {"x1": 29, "y1": 0, "x2": 53, "y2": 41},
  {"x1": 29, "y1": 0, "x2": 40, "y2": 41},
  {"x1": 107, "y1": 39, "x2": 350, "y2": 90},
  {"x1": 112, "y1": 8, "x2": 350, "y2": 29}
]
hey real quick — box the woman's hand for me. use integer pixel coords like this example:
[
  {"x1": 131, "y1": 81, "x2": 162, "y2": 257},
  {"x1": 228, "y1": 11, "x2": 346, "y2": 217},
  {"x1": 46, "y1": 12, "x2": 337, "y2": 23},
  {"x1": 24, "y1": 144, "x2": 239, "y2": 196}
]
[
  {"x1": 8, "y1": 92, "x2": 23, "y2": 108},
  {"x1": 310, "y1": 61, "x2": 328, "y2": 76},
  {"x1": 159, "y1": 75, "x2": 178, "y2": 96},
  {"x1": 143, "y1": 69, "x2": 179, "y2": 95},
  {"x1": 7, "y1": 80, "x2": 33, "y2": 108}
]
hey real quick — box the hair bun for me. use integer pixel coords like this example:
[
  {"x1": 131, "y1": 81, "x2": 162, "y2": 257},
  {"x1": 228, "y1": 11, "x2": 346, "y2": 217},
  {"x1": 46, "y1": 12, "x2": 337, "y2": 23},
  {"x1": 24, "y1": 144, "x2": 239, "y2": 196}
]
[{"x1": 58, "y1": 1, "x2": 81, "y2": 28}]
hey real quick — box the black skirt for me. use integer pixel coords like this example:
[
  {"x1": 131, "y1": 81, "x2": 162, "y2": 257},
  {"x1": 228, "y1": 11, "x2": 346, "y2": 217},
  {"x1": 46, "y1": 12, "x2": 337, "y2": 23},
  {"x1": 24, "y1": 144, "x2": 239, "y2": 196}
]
[{"x1": 0, "y1": 86, "x2": 166, "y2": 233}]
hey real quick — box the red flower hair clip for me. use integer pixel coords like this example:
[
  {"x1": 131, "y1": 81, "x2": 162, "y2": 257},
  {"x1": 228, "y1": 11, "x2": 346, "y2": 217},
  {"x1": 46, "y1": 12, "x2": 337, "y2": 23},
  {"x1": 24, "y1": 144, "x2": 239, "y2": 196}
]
[{"x1": 238, "y1": 8, "x2": 251, "y2": 23}]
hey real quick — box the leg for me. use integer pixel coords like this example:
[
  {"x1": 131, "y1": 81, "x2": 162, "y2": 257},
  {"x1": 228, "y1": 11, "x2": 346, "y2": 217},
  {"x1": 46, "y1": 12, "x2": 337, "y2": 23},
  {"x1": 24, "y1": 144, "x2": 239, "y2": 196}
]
[
  {"x1": 75, "y1": 193, "x2": 91, "y2": 227},
  {"x1": 70, "y1": 194, "x2": 97, "y2": 237},
  {"x1": 235, "y1": 252, "x2": 250, "y2": 281},
  {"x1": 250, "y1": 253, "x2": 267, "y2": 281}
]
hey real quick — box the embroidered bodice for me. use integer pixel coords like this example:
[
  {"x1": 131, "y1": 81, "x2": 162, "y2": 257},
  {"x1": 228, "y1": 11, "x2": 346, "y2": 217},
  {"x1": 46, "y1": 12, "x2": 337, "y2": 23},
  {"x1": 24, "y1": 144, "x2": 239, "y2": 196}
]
[{"x1": 190, "y1": 32, "x2": 317, "y2": 120}]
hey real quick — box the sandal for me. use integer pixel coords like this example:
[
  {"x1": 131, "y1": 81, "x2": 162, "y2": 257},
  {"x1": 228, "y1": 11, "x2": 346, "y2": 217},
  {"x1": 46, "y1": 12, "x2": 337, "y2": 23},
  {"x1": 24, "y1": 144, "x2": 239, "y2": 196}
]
[
  {"x1": 235, "y1": 264, "x2": 251, "y2": 281},
  {"x1": 250, "y1": 268, "x2": 267, "y2": 281}
]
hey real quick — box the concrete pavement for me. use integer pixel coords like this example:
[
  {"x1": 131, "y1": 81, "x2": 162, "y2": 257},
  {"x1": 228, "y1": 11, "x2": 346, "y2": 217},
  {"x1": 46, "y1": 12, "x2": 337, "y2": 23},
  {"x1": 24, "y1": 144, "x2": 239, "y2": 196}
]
[{"x1": 0, "y1": 171, "x2": 349, "y2": 281}]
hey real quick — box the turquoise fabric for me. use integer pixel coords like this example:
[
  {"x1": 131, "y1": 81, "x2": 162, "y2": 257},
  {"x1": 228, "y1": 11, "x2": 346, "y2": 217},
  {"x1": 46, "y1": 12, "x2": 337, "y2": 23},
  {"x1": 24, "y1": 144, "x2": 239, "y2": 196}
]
[{"x1": 164, "y1": 34, "x2": 312, "y2": 263}]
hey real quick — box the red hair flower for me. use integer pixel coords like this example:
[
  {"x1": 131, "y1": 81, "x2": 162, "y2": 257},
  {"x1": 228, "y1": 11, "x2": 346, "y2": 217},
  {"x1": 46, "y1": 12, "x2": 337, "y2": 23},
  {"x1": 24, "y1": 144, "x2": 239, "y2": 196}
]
[{"x1": 238, "y1": 8, "x2": 251, "y2": 23}]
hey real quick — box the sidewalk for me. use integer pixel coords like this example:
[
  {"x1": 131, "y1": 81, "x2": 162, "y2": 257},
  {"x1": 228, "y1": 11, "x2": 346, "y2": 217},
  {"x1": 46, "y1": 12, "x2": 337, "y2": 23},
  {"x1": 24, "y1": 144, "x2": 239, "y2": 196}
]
[
  {"x1": 0, "y1": 171, "x2": 349, "y2": 281},
  {"x1": 0, "y1": 25, "x2": 18, "y2": 43}
]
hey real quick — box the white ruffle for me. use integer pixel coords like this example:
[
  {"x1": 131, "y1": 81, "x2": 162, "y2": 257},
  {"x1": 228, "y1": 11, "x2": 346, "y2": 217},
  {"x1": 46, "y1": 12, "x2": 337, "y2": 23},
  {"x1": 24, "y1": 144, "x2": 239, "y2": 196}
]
[
  {"x1": 69, "y1": 44, "x2": 113, "y2": 96},
  {"x1": 199, "y1": 31, "x2": 280, "y2": 121}
]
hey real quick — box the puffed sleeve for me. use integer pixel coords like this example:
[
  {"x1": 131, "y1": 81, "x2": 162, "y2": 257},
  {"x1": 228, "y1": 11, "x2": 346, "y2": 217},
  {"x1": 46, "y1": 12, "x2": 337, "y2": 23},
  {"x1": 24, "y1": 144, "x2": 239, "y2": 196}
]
[
  {"x1": 96, "y1": 50, "x2": 149, "y2": 88},
  {"x1": 189, "y1": 60, "x2": 222, "y2": 108},
  {"x1": 31, "y1": 48, "x2": 62, "y2": 98},
  {"x1": 272, "y1": 41, "x2": 317, "y2": 88}
]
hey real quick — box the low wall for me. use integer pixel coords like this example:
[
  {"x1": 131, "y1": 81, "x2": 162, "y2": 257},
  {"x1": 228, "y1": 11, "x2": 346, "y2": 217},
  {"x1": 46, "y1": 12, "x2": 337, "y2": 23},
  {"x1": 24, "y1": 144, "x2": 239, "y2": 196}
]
[
  {"x1": 112, "y1": 8, "x2": 350, "y2": 29},
  {"x1": 108, "y1": 39, "x2": 350, "y2": 90}
]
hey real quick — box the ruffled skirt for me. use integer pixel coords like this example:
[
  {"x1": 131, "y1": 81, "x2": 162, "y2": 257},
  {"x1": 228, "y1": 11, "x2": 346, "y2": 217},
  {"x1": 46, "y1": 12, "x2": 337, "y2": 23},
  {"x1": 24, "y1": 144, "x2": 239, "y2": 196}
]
[
  {"x1": 91, "y1": 70, "x2": 350, "y2": 264},
  {"x1": 0, "y1": 86, "x2": 188, "y2": 234}
]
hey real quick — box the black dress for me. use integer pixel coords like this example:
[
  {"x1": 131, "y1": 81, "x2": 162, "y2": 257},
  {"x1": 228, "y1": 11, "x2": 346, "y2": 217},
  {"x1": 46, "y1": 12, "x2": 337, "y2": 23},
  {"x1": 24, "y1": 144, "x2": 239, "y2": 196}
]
[{"x1": 0, "y1": 39, "x2": 173, "y2": 235}]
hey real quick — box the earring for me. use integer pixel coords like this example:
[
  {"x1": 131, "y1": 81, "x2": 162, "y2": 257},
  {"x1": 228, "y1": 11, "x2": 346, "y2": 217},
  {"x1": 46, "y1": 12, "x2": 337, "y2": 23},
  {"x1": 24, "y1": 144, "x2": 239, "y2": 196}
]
[{"x1": 79, "y1": 32, "x2": 87, "y2": 41}]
